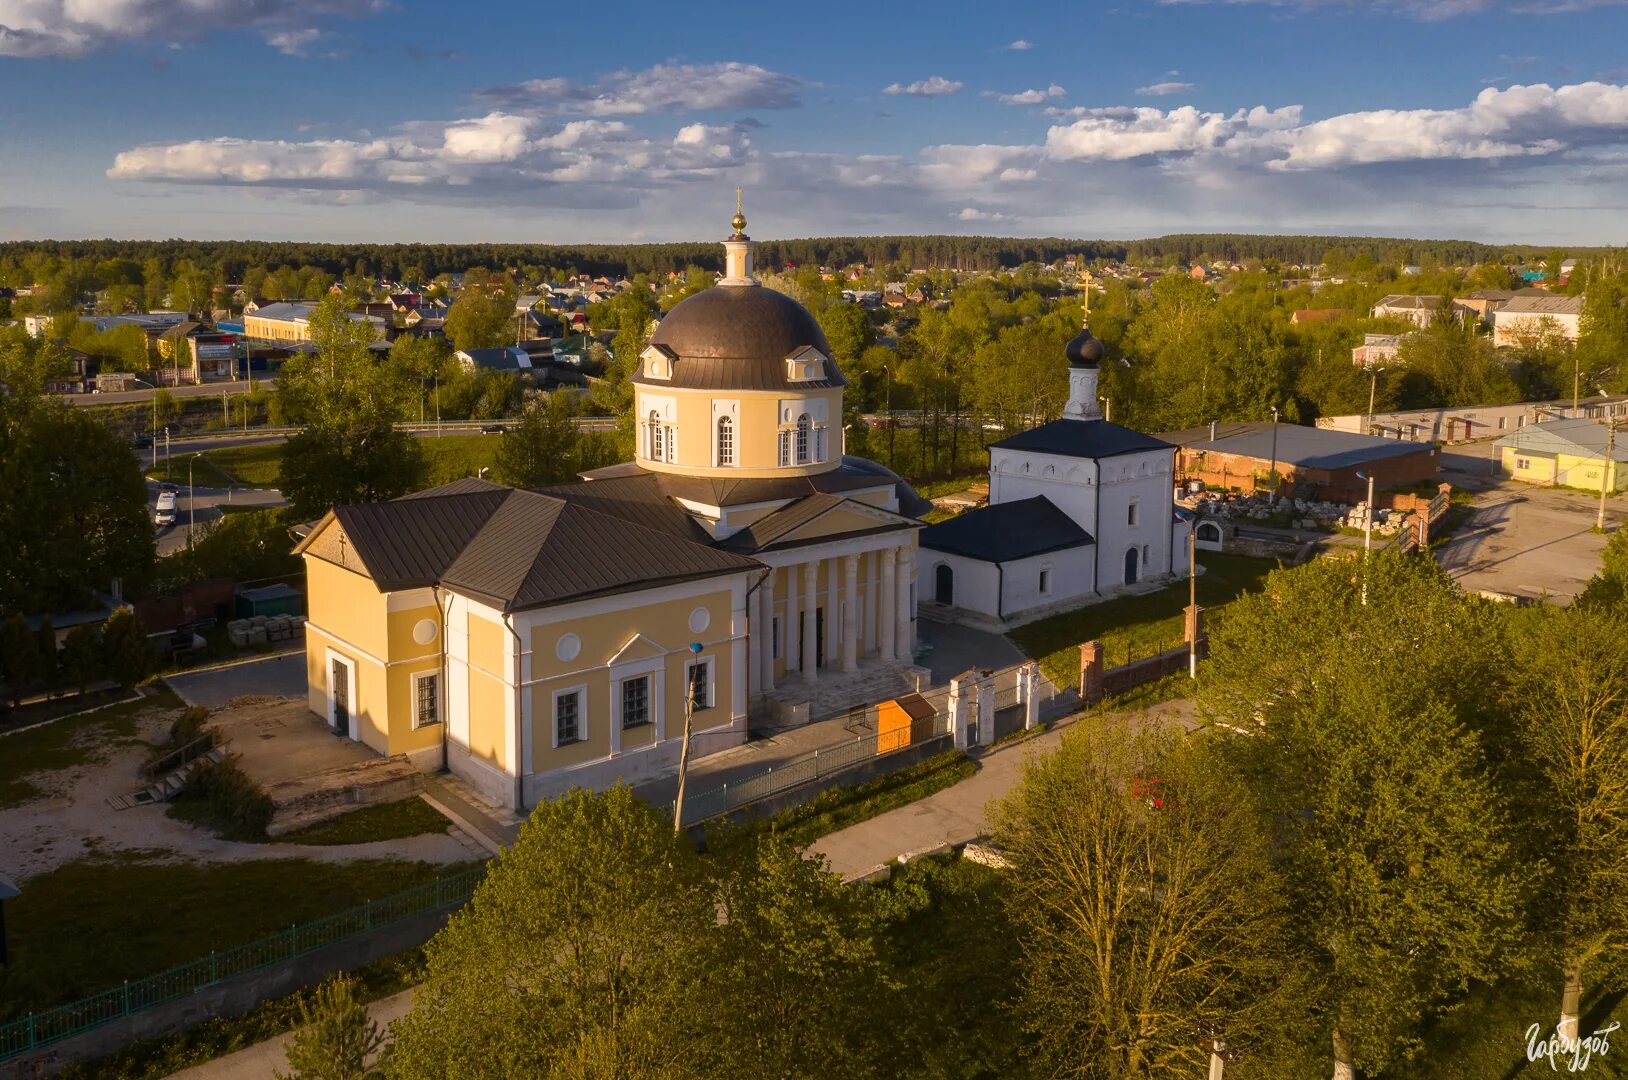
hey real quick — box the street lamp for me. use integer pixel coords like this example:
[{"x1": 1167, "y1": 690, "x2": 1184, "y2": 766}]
[
  {"x1": 672, "y1": 641, "x2": 705, "y2": 833},
  {"x1": 1187, "y1": 521, "x2": 1198, "y2": 679},
  {"x1": 187, "y1": 452, "x2": 202, "y2": 551},
  {"x1": 1356, "y1": 469, "x2": 1375, "y2": 606}
]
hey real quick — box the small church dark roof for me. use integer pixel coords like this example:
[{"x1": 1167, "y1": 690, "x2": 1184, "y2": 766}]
[
  {"x1": 989, "y1": 418, "x2": 1173, "y2": 460},
  {"x1": 920, "y1": 496, "x2": 1094, "y2": 563}
]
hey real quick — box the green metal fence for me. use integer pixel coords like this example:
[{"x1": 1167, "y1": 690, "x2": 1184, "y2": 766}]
[
  {"x1": 667, "y1": 711, "x2": 951, "y2": 828},
  {"x1": 0, "y1": 866, "x2": 485, "y2": 1063}
]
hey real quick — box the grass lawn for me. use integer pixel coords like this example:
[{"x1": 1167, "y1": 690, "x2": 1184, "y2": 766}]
[
  {"x1": 0, "y1": 855, "x2": 474, "y2": 1018},
  {"x1": 274, "y1": 797, "x2": 452, "y2": 846},
  {"x1": 154, "y1": 434, "x2": 503, "y2": 493},
  {"x1": 0, "y1": 687, "x2": 180, "y2": 809},
  {"x1": 1009, "y1": 552, "x2": 1280, "y2": 691}
]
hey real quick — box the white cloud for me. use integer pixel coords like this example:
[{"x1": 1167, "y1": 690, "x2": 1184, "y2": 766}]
[
  {"x1": 1046, "y1": 105, "x2": 1302, "y2": 161},
  {"x1": 1137, "y1": 81, "x2": 1196, "y2": 96},
  {"x1": 263, "y1": 28, "x2": 319, "y2": 56},
  {"x1": 0, "y1": 0, "x2": 385, "y2": 58},
  {"x1": 1273, "y1": 81, "x2": 1628, "y2": 168},
  {"x1": 985, "y1": 84, "x2": 1067, "y2": 106},
  {"x1": 956, "y1": 207, "x2": 1008, "y2": 220},
  {"x1": 1155, "y1": 0, "x2": 1628, "y2": 19},
  {"x1": 475, "y1": 62, "x2": 805, "y2": 115},
  {"x1": 884, "y1": 76, "x2": 963, "y2": 97},
  {"x1": 1000, "y1": 39, "x2": 1034, "y2": 50}
]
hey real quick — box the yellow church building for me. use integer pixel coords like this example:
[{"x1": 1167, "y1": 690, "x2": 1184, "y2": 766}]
[{"x1": 296, "y1": 207, "x2": 925, "y2": 810}]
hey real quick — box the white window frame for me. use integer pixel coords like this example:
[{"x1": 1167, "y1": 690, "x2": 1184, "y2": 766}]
[
  {"x1": 716, "y1": 415, "x2": 735, "y2": 467},
  {"x1": 814, "y1": 424, "x2": 828, "y2": 464},
  {"x1": 618, "y1": 673, "x2": 656, "y2": 731},
  {"x1": 551, "y1": 684, "x2": 587, "y2": 748},
  {"x1": 795, "y1": 413, "x2": 811, "y2": 464},
  {"x1": 412, "y1": 669, "x2": 442, "y2": 729},
  {"x1": 683, "y1": 655, "x2": 715, "y2": 712},
  {"x1": 778, "y1": 429, "x2": 791, "y2": 467}
]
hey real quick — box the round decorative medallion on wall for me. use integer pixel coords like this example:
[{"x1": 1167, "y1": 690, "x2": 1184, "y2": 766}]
[
  {"x1": 688, "y1": 606, "x2": 710, "y2": 634},
  {"x1": 412, "y1": 618, "x2": 438, "y2": 645},
  {"x1": 556, "y1": 633, "x2": 581, "y2": 662}
]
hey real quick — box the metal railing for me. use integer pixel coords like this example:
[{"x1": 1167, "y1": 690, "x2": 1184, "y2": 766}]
[
  {"x1": 668, "y1": 713, "x2": 950, "y2": 828},
  {"x1": 0, "y1": 866, "x2": 484, "y2": 1063},
  {"x1": 140, "y1": 728, "x2": 223, "y2": 783}
]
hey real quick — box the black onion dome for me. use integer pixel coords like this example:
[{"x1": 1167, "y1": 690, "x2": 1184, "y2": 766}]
[
  {"x1": 635, "y1": 284, "x2": 847, "y2": 391},
  {"x1": 1066, "y1": 324, "x2": 1104, "y2": 369}
]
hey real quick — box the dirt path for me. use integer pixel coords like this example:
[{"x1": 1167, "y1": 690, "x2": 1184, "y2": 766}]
[{"x1": 0, "y1": 704, "x2": 472, "y2": 884}]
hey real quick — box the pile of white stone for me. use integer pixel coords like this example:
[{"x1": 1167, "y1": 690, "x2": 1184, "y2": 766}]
[
  {"x1": 1185, "y1": 491, "x2": 1352, "y2": 530},
  {"x1": 227, "y1": 614, "x2": 307, "y2": 648},
  {"x1": 1340, "y1": 503, "x2": 1404, "y2": 535}
]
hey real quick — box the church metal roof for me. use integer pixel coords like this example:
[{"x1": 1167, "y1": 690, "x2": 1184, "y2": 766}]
[{"x1": 920, "y1": 496, "x2": 1094, "y2": 563}]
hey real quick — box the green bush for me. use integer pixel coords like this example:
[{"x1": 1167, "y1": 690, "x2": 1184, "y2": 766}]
[
  {"x1": 176, "y1": 755, "x2": 274, "y2": 841},
  {"x1": 169, "y1": 705, "x2": 209, "y2": 745}
]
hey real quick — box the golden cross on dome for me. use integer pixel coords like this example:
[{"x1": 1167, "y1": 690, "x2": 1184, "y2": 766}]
[
  {"x1": 731, "y1": 187, "x2": 747, "y2": 235},
  {"x1": 1082, "y1": 269, "x2": 1092, "y2": 325}
]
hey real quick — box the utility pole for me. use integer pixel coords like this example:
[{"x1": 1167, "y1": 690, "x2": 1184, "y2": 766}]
[
  {"x1": 671, "y1": 642, "x2": 705, "y2": 833},
  {"x1": 1575, "y1": 351, "x2": 1582, "y2": 417},
  {"x1": 1600, "y1": 421, "x2": 1623, "y2": 532},
  {"x1": 1365, "y1": 365, "x2": 1382, "y2": 435},
  {"x1": 150, "y1": 394, "x2": 158, "y2": 469},
  {"x1": 1188, "y1": 523, "x2": 1198, "y2": 679},
  {"x1": 187, "y1": 453, "x2": 200, "y2": 551},
  {"x1": 1266, "y1": 405, "x2": 1281, "y2": 507}
]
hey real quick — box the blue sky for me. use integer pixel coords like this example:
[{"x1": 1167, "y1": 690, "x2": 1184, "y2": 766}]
[{"x1": 2, "y1": 0, "x2": 1627, "y2": 245}]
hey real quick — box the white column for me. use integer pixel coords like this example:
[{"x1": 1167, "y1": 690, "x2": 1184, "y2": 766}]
[
  {"x1": 825, "y1": 556, "x2": 840, "y2": 665},
  {"x1": 949, "y1": 672, "x2": 973, "y2": 750},
  {"x1": 976, "y1": 672, "x2": 996, "y2": 747},
  {"x1": 840, "y1": 554, "x2": 859, "y2": 672},
  {"x1": 785, "y1": 559, "x2": 799, "y2": 674},
  {"x1": 801, "y1": 561, "x2": 819, "y2": 680},
  {"x1": 759, "y1": 571, "x2": 776, "y2": 693},
  {"x1": 879, "y1": 550, "x2": 897, "y2": 663},
  {"x1": 1021, "y1": 662, "x2": 1040, "y2": 730},
  {"x1": 893, "y1": 545, "x2": 913, "y2": 661},
  {"x1": 866, "y1": 550, "x2": 880, "y2": 654}
]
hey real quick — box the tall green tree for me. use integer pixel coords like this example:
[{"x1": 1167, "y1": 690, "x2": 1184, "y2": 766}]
[
  {"x1": 0, "y1": 613, "x2": 45, "y2": 706},
  {"x1": 1509, "y1": 605, "x2": 1628, "y2": 1041},
  {"x1": 1202, "y1": 556, "x2": 1526, "y2": 1078},
  {"x1": 101, "y1": 608, "x2": 154, "y2": 690},
  {"x1": 444, "y1": 288, "x2": 514, "y2": 351},
  {"x1": 991, "y1": 720, "x2": 1306, "y2": 1079},
  {"x1": 386, "y1": 788, "x2": 710, "y2": 1079},
  {"x1": 493, "y1": 393, "x2": 582, "y2": 488}
]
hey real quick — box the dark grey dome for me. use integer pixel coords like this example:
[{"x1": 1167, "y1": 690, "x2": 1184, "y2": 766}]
[
  {"x1": 636, "y1": 284, "x2": 846, "y2": 391},
  {"x1": 1066, "y1": 324, "x2": 1104, "y2": 369}
]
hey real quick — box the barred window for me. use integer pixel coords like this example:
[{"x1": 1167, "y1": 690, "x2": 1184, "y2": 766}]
[
  {"x1": 796, "y1": 413, "x2": 810, "y2": 464},
  {"x1": 648, "y1": 411, "x2": 663, "y2": 460},
  {"x1": 778, "y1": 429, "x2": 791, "y2": 467},
  {"x1": 414, "y1": 672, "x2": 439, "y2": 728},
  {"x1": 621, "y1": 676, "x2": 651, "y2": 729},
  {"x1": 555, "y1": 690, "x2": 582, "y2": 745}
]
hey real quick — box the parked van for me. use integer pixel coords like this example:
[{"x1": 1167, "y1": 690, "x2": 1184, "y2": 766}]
[{"x1": 154, "y1": 489, "x2": 178, "y2": 527}]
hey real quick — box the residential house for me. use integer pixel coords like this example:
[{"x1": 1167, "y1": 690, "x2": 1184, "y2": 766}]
[
  {"x1": 1371, "y1": 294, "x2": 1445, "y2": 328},
  {"x1": 1492, "y1": 294, "x2": 1584, "y2": 348},
  {"x1": 454, "y1": 346, "x2": 537, "y2": 377},
  {"x1": 1352, "y1": 333, "x2": 1406, "y2": 368}
]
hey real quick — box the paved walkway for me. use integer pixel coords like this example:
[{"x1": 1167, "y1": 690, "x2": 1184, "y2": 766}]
[
  {"x1": 166, "y1": 988, "x2": 415, "y2": 1080},
  {"x1": 165, "y1": 653, "x2": 306, "y2": 709},
  {"x1": 808, "y1": 697, "x2": 1196, "y2": 880}
]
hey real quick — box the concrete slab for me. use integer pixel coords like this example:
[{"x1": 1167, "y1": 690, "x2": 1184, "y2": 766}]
[
  {"x1": 166, "y1": 652, "x2": 307, "y2": 710},
  {"x1": 208, "y1": 698, "x2": 374, "y2": 789},
  {"x1": 915, "y1": 621, "x2": 1025, "y2": 688}
]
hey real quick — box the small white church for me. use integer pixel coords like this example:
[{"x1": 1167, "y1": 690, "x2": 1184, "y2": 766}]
[{"x1": 918, "y1": 316, "x2": 1191, "y2": 629}]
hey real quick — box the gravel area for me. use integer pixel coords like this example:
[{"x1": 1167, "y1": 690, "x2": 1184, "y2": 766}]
[{"x1": 0, "y1": 701, "x2": 476, "y2": 884}]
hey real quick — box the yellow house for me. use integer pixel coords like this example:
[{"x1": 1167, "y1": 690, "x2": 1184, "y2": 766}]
[
  {"x1": 296, "y1": 206, "x2": 926, "y2": 810},
  {"x1": 243, "y1": 302, "x2": 387, "y2": 344},
  {"x1": 1496, "y1": 418, "x2": 1626, "y2": 494}
]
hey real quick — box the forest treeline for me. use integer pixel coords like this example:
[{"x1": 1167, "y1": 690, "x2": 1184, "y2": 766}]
[{"x1": 0, "y1": 232, "x2": 1599, "y2": 285}]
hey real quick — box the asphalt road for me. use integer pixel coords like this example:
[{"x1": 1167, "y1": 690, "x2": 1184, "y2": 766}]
[
  {"x1": 1435, "y1": 440, "x2": 1617, "y2": 603},
  {"x1": 69, "y1": 378, "x2": 270, "y2": 407},
  {"x1": 146, "y1": 478, "x2": 289, "y2": 557}
]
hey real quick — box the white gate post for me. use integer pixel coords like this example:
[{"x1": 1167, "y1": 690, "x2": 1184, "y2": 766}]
[
  {"x1": 949, "y1": 671, "x2": 974, "y2": 750},
  {"x1": 976, "y1": 670, "x2": 996, "y2": 746},
  {"x1": 1021, "y1": 662, "x2": 1040, "y2": 730}
]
